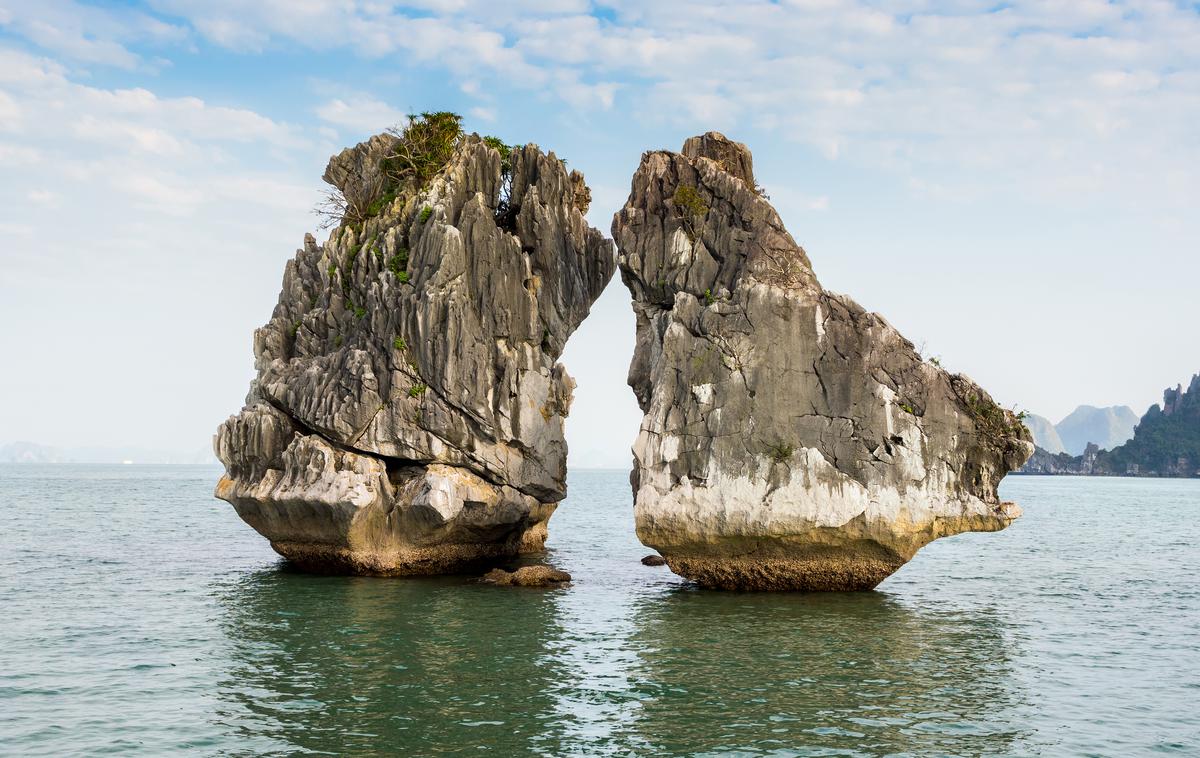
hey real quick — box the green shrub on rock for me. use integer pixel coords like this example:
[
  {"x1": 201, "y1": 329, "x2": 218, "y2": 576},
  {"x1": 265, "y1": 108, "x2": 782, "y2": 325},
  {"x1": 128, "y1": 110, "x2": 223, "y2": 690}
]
[
  {"x1": 673, "y1": 185, "x2": 708, "y2": 240},
  {"x1": 384, "y1": 112, "x2": 463, "y2": 189}
]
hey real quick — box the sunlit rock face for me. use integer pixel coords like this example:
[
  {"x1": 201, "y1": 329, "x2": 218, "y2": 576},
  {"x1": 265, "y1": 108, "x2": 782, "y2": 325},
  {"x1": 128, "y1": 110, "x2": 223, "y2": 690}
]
[
  {"x1": 215, "y1": 133, "x2": 615, "y2": 574},
  {"x1": 614, "y1": 132, "x2": 1032, "y2": 590}
]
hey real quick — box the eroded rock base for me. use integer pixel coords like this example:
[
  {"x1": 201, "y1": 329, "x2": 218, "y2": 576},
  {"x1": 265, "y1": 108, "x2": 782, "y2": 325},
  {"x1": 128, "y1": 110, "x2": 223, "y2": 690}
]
[
  {"x1": 269, "y1": 521, "x2": 551, "y2": 576},
  {"x1": 666, "y1": 555, "x2": 904, "y2": 591},
  {"x1": 649, "y1": 506, "x2": 1022, "y2": 590}
]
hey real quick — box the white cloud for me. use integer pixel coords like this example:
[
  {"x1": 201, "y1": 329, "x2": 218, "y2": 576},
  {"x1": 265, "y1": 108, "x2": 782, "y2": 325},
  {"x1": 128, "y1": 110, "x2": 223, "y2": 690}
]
[
  {"x1": 0, "y1": 0, "x2": 1198, "y2": 449},
  {"x1": 0, "y1": 47, "x2": 68, "y2": 85},
  {"x1": 0, "y1": 143, "x2": 39, "y2": 164},
  {"x1": 0, "y1": 45, "x2": 317, "y2": 237},
  {"x1": 218, "y1": 175, "x2": 318, "y2": 212},
  {"x1": 18, "y1": 17, "x2": 141, "y2": 68},
  {"x1": 73, "y1": 114, "x2": 185, "y2": 155},
  {"x1": 0, "y1": 43, "x2": 323, "y2": 453},
  {"x1": 0, "y1": 0, "x2": 187, "y2": 69},
  {"x1": 0, "y1": 221, "x2": 33, "y2": 237},
  {"x1": 0, "y1": 89, "x2": 21, "y2": 130},
  {"x1": 0, "y1": 49, "x2": 306, "y2": 152},
  {"x1": 109, "y1": 171, "x2": 205, "y2": 215},
  {"x1": 769, "y1": 187, "x2": 832, "y2": 215},
  {"x1": 316, "y1": 95, "x2": 406, "y2": 134},
  {"x1": 554, "y1": 73, "x2": 618, "y2": 111},
  {"x1": 0, "y1": 1, "x2": 1193, "y2": 220},
  {"x1": 468, "y1": 106, "x2": 496, "y2": 123},
  {"x1": 26, "y1": 188, "x2": 59, "y2": 206},
  {"x1": 5, "y1": 1, "x2": 1188, "y2": 218}
]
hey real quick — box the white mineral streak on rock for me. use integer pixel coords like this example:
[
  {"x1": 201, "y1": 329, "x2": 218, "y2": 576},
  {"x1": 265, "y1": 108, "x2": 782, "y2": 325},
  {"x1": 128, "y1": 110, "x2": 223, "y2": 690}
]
[
  {"x1": 614, "y1": 132, "x2": 1032, "y2": 590},
  {"x1": 215, "y1": 132, "x2": 615, "y2": 575},
  {"x1": 670, "y1": 227, "x2": 693, "y2": 266}
]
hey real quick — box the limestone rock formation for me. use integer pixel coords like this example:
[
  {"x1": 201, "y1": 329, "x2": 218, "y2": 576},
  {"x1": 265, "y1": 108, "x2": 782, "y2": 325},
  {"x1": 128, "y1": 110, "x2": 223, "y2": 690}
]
[
  {"x1": 215, "y1": 124, "x2": 615, "y2": 574},
  {"x1": 482, "y1": 565, "x2": 572, "y2": 587},
  {"x1": 1019, "y1": 443, "x2": 1102, "y2": 476},
  {"x1": 614, "y1": 132, "x2": 1033, "y2": 591}
]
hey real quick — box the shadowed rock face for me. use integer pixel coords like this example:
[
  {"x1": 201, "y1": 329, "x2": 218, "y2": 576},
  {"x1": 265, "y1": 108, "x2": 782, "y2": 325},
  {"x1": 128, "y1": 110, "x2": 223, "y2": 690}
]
[
  {"x1": 215, "y1": 133, "x2": 615, "y2": 574},
  {"x1": 614, "y1": 132, "x2": 1032, "y2": 591}
]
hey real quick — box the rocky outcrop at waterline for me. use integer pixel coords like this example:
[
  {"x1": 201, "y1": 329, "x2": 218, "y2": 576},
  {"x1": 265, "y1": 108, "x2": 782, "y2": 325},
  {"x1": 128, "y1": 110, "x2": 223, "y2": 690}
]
[
  {"x1": 215, "y1": 115, "x2": 615, "y2": 574},
  {"x1": 1018, "y1": 442, "x2": 1103, "y2": 476},
  {"x1": 614, "y1": 132, "x2": 1032, "y2": 591},
  {"x1": 482, "y1": 565, "x2": 572, "y2": 587}
]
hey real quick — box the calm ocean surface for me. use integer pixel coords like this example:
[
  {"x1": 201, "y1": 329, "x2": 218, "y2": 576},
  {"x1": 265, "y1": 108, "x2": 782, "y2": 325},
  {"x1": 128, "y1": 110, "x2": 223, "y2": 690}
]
[{"x1": 1, "y1": 466, "x2": 1197, "y2": 757}]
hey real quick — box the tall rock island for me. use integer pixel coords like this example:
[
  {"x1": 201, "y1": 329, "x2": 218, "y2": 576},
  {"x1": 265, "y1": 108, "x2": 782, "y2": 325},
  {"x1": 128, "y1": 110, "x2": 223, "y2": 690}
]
[
  {"x1": 216, "y1": 114, "x2": 615, "y2": 574},
  {"x1": 614, "y1": 132, "x2": 1032, "y2": 590}
]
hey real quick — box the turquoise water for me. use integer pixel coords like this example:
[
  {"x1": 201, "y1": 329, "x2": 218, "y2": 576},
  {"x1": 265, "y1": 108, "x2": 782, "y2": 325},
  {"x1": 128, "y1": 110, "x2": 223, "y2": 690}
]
[{"x1": 1, "y1": 467, "x2": 1197, "y2": 757}]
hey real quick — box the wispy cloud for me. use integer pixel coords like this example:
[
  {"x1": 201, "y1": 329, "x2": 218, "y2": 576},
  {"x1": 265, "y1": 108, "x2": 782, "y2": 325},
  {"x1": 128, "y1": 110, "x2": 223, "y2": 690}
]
[
  {"x1": 0, "y1": 46, "x2": 316, "y2": 246},
  {"x1": 315, "y1": 94, "x2": 406, "y2": 135},
  {"x1": 5, "y1": 0, "x2": 1188, "y2": 214},
  {"x1": 0, "y1": 0, "x2": 1198, "y2": 444},
  {"x1": 0, "y1": 0, "x2": 187, "y2": 69}
]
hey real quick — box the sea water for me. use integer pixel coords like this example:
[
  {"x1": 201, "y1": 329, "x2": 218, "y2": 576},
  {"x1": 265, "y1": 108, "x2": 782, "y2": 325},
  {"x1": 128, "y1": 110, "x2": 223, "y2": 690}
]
[{"x1": 1, "y1": 466, "x2": 1197, "y2": 756}]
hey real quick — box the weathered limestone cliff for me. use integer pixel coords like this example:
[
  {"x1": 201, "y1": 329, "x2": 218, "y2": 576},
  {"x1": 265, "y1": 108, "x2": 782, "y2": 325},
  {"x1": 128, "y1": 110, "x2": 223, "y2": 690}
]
[
  {"x1": 216, "y1": 120, "x2": 615, "y2": 574},
  {"x1": 614, "y1": 132, "x2": 1032, "y2": 590}
]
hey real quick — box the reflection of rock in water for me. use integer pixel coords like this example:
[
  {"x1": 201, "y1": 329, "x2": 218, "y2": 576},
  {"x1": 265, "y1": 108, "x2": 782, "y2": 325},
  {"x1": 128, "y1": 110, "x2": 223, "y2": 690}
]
[
  {"x1": 624, "y1": 589, "x2": 1027, "y2": 755},
  {"x1": 213, "y1": 568, "x2": 571, "y2": 755},
  {"x1": 212, "y1": 565, "x2": 1027, "y2": 754}
]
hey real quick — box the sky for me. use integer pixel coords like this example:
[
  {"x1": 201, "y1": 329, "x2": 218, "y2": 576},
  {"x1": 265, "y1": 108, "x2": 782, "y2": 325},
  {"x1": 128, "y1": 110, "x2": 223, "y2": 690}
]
[{"x1": 0, "y1": 0, "x2": 1196, "y2": 465}]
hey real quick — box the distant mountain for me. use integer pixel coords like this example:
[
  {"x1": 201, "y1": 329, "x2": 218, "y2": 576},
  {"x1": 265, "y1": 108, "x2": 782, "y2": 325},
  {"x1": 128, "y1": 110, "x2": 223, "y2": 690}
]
[
  {"x1": 1020, "y1": 374, "x2": 1200, "y2": 477},
  {"x1": 1055, "y1": 405, "x2": 1140, "y2": 455},
  {"x1": 1023, "y1": 414, "x2": 1066, "y2": 455},
  {"x1": 0, "y1": 441, "x2": 68, "y2": 463},
  {"x1": 0, "y1": 441, "x2": 218, "y2": 464}
]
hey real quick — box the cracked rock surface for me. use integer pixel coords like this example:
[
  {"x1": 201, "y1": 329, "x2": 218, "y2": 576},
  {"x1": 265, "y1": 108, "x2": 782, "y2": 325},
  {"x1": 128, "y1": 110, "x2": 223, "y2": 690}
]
[
  {"x1": 614, "y1": 132, "x2": 1032, "y2": 590},
  {"x1": 215, "y1": 133, "x2": 615, "y2": 575}
]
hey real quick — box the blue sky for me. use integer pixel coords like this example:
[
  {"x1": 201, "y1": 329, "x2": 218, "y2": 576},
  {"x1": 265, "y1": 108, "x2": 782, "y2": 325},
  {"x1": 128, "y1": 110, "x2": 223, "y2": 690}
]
[{"x1": 0, "y1": 0, "x2": 1196, "y2": 463}]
